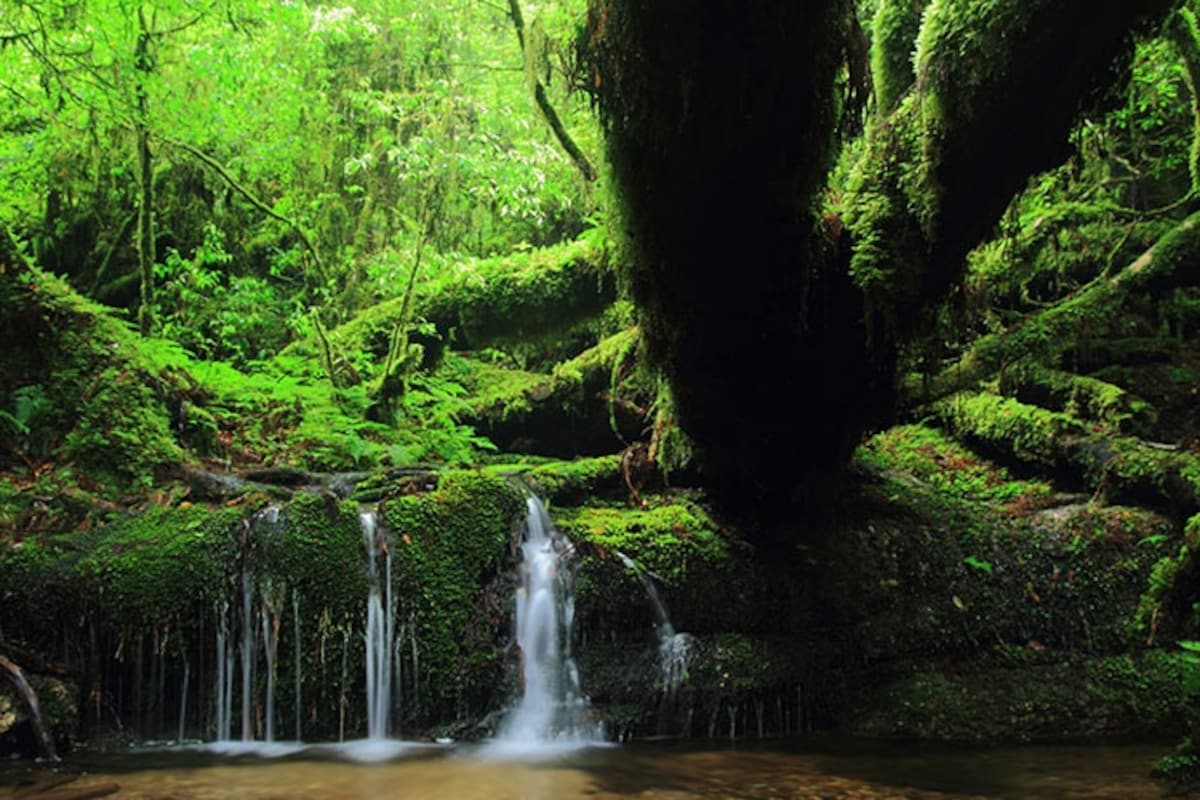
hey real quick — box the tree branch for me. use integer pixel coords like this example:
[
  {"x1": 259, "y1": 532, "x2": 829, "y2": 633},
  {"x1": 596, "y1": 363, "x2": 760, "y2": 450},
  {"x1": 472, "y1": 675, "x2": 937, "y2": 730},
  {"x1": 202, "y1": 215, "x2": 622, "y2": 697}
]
[
  {"x1": 159, "y1": 137, "x2": 328, "y2": 284},
  {"x1": 506, "y1": 0, "x2": 596, "y2": 182}
]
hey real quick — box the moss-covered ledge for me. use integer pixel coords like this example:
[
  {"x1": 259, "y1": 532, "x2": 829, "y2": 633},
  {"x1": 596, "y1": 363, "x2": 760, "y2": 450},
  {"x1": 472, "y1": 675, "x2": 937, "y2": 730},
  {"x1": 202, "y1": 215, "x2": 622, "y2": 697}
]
[
  {"x1": 0, "y1": 470, "x2": 527, "y2": 745},
  {"x1": 849, "y1": 649, "x2": 1190, "y2": 743}
]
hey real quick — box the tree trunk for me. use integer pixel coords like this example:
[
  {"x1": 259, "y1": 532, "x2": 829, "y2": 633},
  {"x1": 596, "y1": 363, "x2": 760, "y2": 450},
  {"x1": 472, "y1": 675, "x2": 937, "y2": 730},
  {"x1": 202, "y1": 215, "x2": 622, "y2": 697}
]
[
  {"x1": 586, "y1": 0, "x2": 1174, "y2": 524},
  {"x1": 134, "y1": 9, "x2": 155, "y2": 336}
]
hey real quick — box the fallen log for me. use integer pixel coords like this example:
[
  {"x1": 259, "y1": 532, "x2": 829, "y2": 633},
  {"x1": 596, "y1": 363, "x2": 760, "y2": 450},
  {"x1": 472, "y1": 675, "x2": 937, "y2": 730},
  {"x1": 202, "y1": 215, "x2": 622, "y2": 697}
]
[
  {"x1": 448, "y1": 328, "x2": 648, "y2": 457},
  {"x1": 290, "y1": 237, "x2": 618, "y2": 367}
]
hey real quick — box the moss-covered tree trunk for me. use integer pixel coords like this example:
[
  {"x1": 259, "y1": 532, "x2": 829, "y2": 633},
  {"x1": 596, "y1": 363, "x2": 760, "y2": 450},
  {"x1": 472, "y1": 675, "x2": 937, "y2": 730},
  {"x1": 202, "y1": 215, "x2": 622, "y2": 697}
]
[
  {"x1": 586, "y1": 0, "x2": 1174, "y2": 526},
  {"x1": 134, "y1": 9, "x2": 156, "y2": 337}
]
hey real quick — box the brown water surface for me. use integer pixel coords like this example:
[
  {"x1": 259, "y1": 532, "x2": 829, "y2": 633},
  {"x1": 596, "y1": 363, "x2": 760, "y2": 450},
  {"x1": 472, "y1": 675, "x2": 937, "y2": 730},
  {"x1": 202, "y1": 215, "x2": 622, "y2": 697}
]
[{"x1": 0, "y1": 738, "x2": 1180, "y2": 799}]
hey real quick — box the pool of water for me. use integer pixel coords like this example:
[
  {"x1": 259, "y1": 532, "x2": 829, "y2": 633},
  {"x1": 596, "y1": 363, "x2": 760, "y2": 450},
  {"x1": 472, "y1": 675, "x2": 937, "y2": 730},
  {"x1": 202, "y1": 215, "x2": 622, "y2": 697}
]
[{"x1": 0, "y1": 737, "x2": 1176, "y2": 799}]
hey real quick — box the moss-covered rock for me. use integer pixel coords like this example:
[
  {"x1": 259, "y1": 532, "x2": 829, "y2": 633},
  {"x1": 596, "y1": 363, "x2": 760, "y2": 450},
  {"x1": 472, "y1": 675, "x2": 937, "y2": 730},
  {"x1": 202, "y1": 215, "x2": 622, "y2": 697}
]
[
  {"x1": 821, "y1": 462, "x2": 1176, "y2": 667},
  {"x1": 850, "y1": 650, "x2": 1189, "y2": 742},
  {"x1": 0, "y1": 266, "x2": 185, "y2": 493},
  {"x1": 556, "y1": 493, "x2": 805, "y2": 637},
  {"x1": 1155, "y1": 739, "x2": 1200, "y2": 793},
  {"x1": 579, "y1": 633, "x2": 833, "y2": 740},
  {"x1": 380, "y1": 471, "x2": 525, "y2": 724}
]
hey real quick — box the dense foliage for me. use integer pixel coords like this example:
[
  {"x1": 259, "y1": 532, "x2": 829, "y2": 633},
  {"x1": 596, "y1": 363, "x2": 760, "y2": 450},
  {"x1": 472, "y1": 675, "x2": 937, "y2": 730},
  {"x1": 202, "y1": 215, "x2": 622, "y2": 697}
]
[{"x1": 0, "y1": 0, "x2": 1199, "y2": 780}]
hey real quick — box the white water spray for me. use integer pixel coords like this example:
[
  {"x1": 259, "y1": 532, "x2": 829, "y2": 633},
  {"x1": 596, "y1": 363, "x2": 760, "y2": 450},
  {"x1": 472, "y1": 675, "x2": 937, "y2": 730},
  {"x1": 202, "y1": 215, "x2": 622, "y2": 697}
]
[{"x1": 490, "y1": 496, "x2": 601, "y2": 753}]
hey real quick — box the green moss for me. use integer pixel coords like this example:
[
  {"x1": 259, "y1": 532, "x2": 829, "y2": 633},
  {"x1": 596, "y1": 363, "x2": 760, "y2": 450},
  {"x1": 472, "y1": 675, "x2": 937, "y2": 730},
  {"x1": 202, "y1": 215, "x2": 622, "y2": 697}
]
[
  {"x1": 858, "y1": 424, "x2": 1051, "y2": 505},
  {"x1": 381, "y1": 471, "x2": 524, "y2": 721},
  {"x1": 522, "y1": 455, "x2": 624, "y2": 505},
  {"x1": 260, "y1": 494, "x2": 367, "y2": 617},
  {"x1": 78, "y1": 505, "x2": 242, "y2": 626},
  {"x1": 852, "y1": 650, "x2": 1189, "y2": 742},
  {"x1": 871, "y1": 0, "x2": 924, "y2": 112},
  {"x1": 62, "y1": 366, "x2": 183, "y2": 491},
  {"x1": 556, "y1": 496, "x2": 732, "y2": 586}
]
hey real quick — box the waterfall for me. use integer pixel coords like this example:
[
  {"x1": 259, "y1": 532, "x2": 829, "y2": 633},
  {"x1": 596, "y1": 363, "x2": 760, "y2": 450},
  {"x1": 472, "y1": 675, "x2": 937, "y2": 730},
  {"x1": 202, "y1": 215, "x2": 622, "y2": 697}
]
[
  {"x1": 490, "y1": 496, "x2": 601, "y2": 752},
  {"x1": 293, "y1": 591, "x2": 302, "y2": 742},
  {"x1": 361, "y1": 509, "x2": 394, "y2": 740},
  {"x1": 239, "y1": 560, "x2": 255, "y2": 741},
  {"x1": 616, "y1": 552, "x2": 692, "y2": 697},
  {"x1": 178, "y1": 658, "x2": 189, "y2": 742},
  {"x1": 260, "y1": 610, "x2": 275, "y2": 742},
  {"x1": 214, "y1": 602, "x2": 233, "y2": 740}
]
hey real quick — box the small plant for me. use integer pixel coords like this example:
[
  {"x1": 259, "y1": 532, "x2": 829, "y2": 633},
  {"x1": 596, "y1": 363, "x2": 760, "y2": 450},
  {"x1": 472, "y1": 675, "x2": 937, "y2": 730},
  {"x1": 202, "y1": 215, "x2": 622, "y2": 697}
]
[{"x1": 963, "y1": 555, "x2": 994, "y2": 575}]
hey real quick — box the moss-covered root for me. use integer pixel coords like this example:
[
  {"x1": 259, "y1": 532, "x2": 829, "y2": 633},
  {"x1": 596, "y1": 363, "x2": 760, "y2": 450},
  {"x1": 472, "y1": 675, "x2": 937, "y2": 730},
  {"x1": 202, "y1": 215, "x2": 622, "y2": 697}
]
[
  {"x1": 909, "y1": 211, "x2": 1200, "y2": 406},
  {"x1": 844, "y1": 0, "x2": 1175, "y2": 325},
  {"x1": 935, "y1": 392, "x2": 1200, "y2": 515},
  {"x1": 870, "y1": 0, "x2": 924, "y2": 113}
]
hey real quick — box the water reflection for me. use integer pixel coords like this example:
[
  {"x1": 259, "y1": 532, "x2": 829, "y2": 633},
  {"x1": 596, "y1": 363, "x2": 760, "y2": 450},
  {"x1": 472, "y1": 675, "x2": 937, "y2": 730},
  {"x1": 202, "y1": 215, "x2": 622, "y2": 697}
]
[{"x1": 0, "y1": 738, "x2": 1173, "y2": 799}]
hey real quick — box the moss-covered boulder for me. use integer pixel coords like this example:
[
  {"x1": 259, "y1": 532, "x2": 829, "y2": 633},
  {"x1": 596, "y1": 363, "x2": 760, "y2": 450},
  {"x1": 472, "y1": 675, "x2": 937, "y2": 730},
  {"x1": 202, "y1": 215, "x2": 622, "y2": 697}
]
[
  {"x1": 850, "y1": 650, "x2": 1189, "y2": 742},
  {"x1": 380, "y1": 470, "x2": 525, "y2": 725}
]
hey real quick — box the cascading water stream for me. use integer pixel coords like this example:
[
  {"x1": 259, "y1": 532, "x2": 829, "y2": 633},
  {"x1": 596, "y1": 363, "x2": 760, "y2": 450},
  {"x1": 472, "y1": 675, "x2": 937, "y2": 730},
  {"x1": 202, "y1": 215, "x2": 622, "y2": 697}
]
[
  {"x1": 239, "y1": 551, "x2": 255, "y2": 741},
  {"x1": 362, "y1": 509, "x2": 395, "y2": 740},
  {"x1": 215, "y1": 602, "x2": 231, "y2": 740},
  {"x1": 489, "y1": 495, "x2": 602, "y2": 753},
  {"x1": 616, "y1": 552, "x2": 692, "y2": 698}
]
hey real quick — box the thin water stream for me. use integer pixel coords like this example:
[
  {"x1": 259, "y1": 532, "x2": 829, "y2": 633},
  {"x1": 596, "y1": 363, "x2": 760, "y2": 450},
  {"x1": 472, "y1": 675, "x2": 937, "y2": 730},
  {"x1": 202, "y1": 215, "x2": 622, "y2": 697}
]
[{"x1": 0, "y1": 739, "x2": 1174, "y2": 799}]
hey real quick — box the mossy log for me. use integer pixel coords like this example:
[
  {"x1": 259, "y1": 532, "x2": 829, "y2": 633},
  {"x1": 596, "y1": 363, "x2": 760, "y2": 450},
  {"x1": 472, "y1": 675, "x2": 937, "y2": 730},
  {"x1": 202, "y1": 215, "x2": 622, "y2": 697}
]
[
  {"x1": 997, "y1": 366, "x2": 1157, "y2": 437},
  {"x1": 911, "y1": 212, "x2": 1200, "y2": 405},
  {"x1": 447, "y1": 328, "x2": 648, "y2": 457},
  {"x1": 305, "y1": 237, "x2": 616, "y2": 362},
  {"x1": 935, "y1": 392, "x2": 1200, "y2": 516}
]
